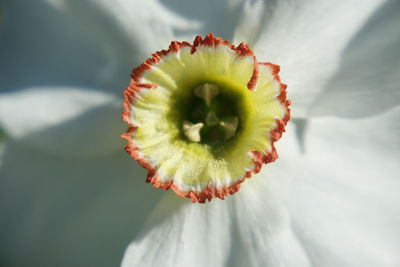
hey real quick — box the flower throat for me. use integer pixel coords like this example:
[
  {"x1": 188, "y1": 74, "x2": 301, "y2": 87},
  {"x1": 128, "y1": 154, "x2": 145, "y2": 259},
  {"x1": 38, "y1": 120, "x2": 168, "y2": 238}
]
[{"x1": 181, "y1": 83, "x2": 241, "y2": 145}]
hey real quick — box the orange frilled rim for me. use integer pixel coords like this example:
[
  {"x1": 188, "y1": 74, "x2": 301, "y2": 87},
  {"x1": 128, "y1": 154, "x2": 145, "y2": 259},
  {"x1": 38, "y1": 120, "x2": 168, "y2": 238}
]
[{"x1": 121, "y1": 33, "x2": 290, "y2": 203}]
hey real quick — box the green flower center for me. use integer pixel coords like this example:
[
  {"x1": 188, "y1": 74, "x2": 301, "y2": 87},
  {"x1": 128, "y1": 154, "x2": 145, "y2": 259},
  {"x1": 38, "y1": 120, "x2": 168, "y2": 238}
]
[{"x1": 172, "y1": 82, "x2": 243, "y2": 146}]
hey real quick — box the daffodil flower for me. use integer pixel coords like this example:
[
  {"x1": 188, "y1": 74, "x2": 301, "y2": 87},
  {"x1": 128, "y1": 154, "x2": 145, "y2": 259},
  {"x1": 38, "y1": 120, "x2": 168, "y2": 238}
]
[
  {"x1": 121, "y1": 33, "x2": 290, "y2": 203},
  {"x1": 0, "y1": 1, "x2": 399, "y2": 267}
]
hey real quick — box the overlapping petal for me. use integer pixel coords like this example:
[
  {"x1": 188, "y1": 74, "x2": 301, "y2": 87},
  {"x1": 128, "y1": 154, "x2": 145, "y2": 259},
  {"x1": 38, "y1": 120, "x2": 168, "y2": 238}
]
[
  {"x1": 0, "y1": 0, "x2": 128, "y2": 93},
  {"x1": 234, "y1": 0, "x2": 385, "y2": 117},
  {"x1": 229, "y1": 178, "x2": 311, "y2": 267},
  {"x1": 159, "y1": 0, "x2": 245, "y2": 40},
  {"x1": 268, "y1": 106, "x2": 400, "y2": 266},
  {"x1": 122, "y1": 177, "x2": 311, "y2": 267},
  {"x1": 48, "y1": 0, "x2": 202, "y2": 57},
  {"x1": 0, "y1": 141, "x2": 163, "y2": 267},
  {"x1": 121, "y1": 194, "x2": 231, "y2": 267},
  {"x1": 0, "y1": 87, "x2": 124, "y2": 158},
  {"x1": 311, "y1": 0, "x2": 400, "y2": 118}
]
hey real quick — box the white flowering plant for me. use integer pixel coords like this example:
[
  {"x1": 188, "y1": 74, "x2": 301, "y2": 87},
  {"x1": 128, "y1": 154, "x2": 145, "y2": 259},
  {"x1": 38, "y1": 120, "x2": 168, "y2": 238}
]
[{"x1": 0, "y1": 1, "x2": 399, "y2": 267}]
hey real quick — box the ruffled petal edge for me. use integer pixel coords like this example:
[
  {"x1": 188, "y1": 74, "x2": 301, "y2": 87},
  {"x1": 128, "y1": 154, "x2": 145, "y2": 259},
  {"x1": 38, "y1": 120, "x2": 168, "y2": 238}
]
[{"x1": 121, "y1": 33, "x2": 290, "y2": 203}]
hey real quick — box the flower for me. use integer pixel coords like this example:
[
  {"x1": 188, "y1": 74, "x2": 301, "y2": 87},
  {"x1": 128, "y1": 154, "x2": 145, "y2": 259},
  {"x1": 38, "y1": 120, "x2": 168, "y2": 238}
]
[
  {"x1": 121, "y1": 33, "x2": 290, "y2": 202},
  {"x1": 0, "y1": 1, "x2": 399, "y2": 267}
]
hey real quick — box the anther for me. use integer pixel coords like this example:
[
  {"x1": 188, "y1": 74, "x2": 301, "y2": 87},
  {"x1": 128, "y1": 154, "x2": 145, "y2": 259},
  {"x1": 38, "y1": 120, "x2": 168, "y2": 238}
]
[
  {"x1": 194, "y1": 83, "x2": 219, "y2": 106},
  {"x1": 183, "y1": 120, "x2": 204, "y2": 142},
  {"x1": 219, "y1": 117, "x2": 239, "y2": 139}
]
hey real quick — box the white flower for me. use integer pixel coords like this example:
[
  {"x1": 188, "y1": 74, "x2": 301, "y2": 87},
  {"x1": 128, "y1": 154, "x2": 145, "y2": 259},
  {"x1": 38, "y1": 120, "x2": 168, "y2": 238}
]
[{"x1": 0, "y1": 0, "x2": 399, "y2": 267}]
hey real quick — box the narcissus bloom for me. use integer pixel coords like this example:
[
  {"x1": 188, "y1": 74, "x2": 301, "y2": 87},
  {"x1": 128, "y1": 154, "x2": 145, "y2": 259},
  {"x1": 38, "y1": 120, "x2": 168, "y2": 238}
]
[
  {"x1": 121, "y1": 33, "x2": 290, "y2": 202},
  {"x1": 0, "y1": 1, "x2": 399, "y2": 267}
]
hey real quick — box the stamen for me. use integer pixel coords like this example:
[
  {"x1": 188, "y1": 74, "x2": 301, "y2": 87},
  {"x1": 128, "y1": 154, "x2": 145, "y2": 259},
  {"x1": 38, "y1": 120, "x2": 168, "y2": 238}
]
[
  {"x1": 194, "y1": 83, "x2": 219, "y2": 106},
  {"x1": 219, "y1": 117, "x2": 239, "y2": 139},
  {"x1": 182, "y1": 120, "x2": 204, "y2": 142},
  {"x1": 206, "y1": 111, "x2": 220, "y2": 126}
]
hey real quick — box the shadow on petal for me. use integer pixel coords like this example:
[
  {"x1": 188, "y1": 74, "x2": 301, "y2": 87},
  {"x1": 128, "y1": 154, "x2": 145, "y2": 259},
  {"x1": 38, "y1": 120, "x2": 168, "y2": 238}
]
[
  {"x1": 269, "y1": 107, "x2": 400, "y2": 267},
  {"x1": 161, "y1": 0, "x2": 243, "y2": 41},
  {"x1": 228, "y1": 176, "x2": 311, "y2": 267},
  {"x1": 311, "y1": 0, "x2": 400, "y2": 118},
  {"x1": 23, "y1": 102, "x2": 127, "y2": 158},
  {"x1": 0, "y1": 0, "x2": 138, "y2": 94},
  {"x1": 0, "y1": 139, "x2": 164, "y2": 267},
  {"x1": 122, "y1": 192, "x2": 232, "y2": 267}
]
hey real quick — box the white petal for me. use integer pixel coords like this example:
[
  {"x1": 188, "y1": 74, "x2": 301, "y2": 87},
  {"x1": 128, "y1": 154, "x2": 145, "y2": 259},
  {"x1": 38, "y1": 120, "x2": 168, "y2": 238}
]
[
  {"x1": 157, "y1": 0, "x2": 245, "y2": 41},
  {"x1": 122, "y1": 172, "x2": 313, "y2": 267},
  {"x1": 0, "y1": 87, "x2": 124, "y2": 158},
  {"x1": 46, "y1": 0, "x2": 202, "y2": 57},
  {"x1": 311, "y1": 1, "x2": 400, "y2": 118},
  {"x1": 230, "y1": 177, "x2": 311, "y2": 267},
  {"x1": 0, "y1": 0, "x2": 129, "y2": 91},
  {"x1": 121, "y1": 194, "x2": 232, "y2": 267},
  {"x1": 268, "y1": 107, "x2": 400, "y2": 266},
  {"x1": 237, "y1": 0, "x2": 383, "y2": 117},
  {"x1": 0, "y1": 142, "x2": 163, "y2": 267},
  {"x1": 233, "y1": 0, "x2": 266, "y2": 46}
]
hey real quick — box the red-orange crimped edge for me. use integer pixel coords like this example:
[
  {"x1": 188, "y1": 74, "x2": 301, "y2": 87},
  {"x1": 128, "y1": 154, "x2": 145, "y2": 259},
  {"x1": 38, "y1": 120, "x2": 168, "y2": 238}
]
[{"x1": 121, "y1": 33, "x2": 290, "y2": 203}]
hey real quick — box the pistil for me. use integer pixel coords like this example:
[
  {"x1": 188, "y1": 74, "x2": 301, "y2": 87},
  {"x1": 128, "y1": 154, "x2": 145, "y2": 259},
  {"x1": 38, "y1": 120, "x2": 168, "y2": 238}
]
[{"x1": 206, "y1": 111, "x2": 219, "y2": 126}]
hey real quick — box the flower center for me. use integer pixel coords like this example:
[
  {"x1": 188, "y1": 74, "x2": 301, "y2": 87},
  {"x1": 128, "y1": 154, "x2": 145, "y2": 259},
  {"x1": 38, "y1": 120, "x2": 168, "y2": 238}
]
[{"x1": 181, "y1": 83, "x2": 240, "y2": 145}]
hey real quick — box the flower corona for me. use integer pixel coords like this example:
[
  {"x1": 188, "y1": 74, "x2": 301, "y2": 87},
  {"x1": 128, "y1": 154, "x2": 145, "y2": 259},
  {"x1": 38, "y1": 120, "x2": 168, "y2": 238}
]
[{"x1": 121, "y1": 33, "x2": 290, "y2": 203}]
